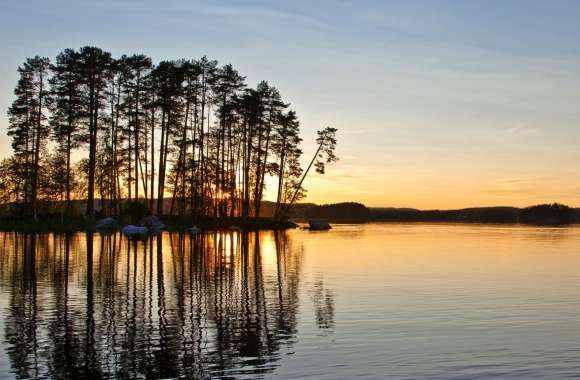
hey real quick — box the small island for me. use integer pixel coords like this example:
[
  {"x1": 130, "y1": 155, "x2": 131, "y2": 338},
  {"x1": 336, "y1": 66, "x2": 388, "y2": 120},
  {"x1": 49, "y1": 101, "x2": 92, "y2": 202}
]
[{"x1": 0, "y1": 46, "x2": 338, "y2": 232}]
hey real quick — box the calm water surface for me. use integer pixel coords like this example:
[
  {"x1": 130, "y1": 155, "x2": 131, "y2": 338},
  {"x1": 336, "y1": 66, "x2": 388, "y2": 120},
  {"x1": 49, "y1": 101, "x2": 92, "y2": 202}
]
[{"x1": 1, "y1": 223, "x2": 580, "y2": 379}]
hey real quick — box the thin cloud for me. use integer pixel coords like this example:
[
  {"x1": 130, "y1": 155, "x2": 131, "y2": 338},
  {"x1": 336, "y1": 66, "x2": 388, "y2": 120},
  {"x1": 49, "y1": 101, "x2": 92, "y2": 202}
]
[
  {"x1": 202, "y1": 4, "x2": 337, "y2": 32},
  {"x1": 506, "y1": 122, "x2": 541, "y2": 136}
]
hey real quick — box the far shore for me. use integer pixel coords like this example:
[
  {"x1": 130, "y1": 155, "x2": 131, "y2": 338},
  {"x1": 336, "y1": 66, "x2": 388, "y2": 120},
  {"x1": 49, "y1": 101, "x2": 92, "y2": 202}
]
[{"x1": 0, "y1": 201, "x2": 578, "y2": 233}]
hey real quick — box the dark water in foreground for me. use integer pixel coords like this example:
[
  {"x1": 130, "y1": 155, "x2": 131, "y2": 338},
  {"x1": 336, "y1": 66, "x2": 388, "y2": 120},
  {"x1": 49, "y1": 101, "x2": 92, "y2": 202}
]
[{"x1": 2, "y1": 223, "x2": 580, "y2": 379}]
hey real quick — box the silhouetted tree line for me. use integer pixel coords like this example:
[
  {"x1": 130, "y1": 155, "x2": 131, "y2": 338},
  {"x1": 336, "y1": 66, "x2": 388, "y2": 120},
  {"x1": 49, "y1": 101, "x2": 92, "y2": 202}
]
[
  {"x1": 518, "y1": 203, "x2": 576, "y2": 225},
  {"x1": 3, "y1": 47, "x2": 338, "y2": 220},
  {"x1": 369, "y1": 207, "x2": 520, "y2": 223},
  {"x1": 370, "y1": 204, "x2": 580, "y2": 225},
  {"x1": 296, "y1": 202, "x2": 370, "y2": 221}
]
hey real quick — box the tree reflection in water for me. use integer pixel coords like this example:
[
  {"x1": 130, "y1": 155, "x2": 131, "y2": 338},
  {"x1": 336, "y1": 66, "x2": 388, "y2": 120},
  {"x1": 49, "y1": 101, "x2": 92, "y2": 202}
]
[
  {"x1": 0, "y1": 230, "x2": 304, "y2": 379},
  {"x1": 311, "y1": 276, "x2": 335, "y2": 331}
]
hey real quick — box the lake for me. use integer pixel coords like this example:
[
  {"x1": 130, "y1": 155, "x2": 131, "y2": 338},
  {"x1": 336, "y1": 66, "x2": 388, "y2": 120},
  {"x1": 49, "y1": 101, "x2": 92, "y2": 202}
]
[{"x1": 1, "y1": 223, "x2": 580, "y2": 379}]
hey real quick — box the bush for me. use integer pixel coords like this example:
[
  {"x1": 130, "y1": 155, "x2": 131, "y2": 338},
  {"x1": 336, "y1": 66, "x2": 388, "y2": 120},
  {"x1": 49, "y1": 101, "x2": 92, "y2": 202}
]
[{"x1": 123, "y1": 200, "x2": 150, "y2": 223}]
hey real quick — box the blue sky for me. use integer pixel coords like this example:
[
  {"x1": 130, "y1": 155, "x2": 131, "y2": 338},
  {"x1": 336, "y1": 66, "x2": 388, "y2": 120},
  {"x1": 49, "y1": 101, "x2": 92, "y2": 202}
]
[{"x1": 2, "y1": 0, "x2": 580, "y2": 207}]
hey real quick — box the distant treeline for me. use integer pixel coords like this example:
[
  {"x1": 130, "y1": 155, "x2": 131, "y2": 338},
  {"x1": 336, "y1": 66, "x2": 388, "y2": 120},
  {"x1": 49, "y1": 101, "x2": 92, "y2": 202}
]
[
  {"x1": 283, "y1": 202, "x2": 371, "y2": 221},
  {"x1": 518, "y1": 203, "x2": 576, "y2": 225},
  {"x1": 279, "y1": 202, "x2": 580, "y2": 225},
  {"x1": 370, "y1": 203, "x2": 579, "y2": 225},
  {"x1": 0, "y1": 196, "x2": 576, "y2": 226},
  {"x1": 2, "y1": 47, "x2": 337, "y2": 220},
  {"x1": 370, "y1": 206, "x2": 520, "y2": 223}
]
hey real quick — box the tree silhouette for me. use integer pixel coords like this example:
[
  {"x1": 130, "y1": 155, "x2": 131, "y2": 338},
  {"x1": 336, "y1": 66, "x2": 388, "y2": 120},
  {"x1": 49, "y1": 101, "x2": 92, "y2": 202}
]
[
  {"x1": 76, "y1": 47, "x2": 113, "y2": 217},
  {"x1": 2, "y1": 47, "x2": 339, "y2": 221},
  {"x1": 280, "y1": 126, "x2": 338, "y2": 219},
  {"x1": 7, "y1": 56, "x2": 51, "y2": 219},
  {"x1": 50, "y1": 49, "x2": 83, "y2": 215}
]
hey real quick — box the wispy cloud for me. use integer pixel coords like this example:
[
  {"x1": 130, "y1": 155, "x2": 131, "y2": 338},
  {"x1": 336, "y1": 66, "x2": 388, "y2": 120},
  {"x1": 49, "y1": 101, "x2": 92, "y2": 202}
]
[
  {"x1": 506, "y1": 122, "x2": 541, "y2": 136},
  {"x1": 482, "y1": 176, "x2": 557, "y2": 196},
  {"x1": 201, "y1": 4, "x2": 337, "y2": 32}
]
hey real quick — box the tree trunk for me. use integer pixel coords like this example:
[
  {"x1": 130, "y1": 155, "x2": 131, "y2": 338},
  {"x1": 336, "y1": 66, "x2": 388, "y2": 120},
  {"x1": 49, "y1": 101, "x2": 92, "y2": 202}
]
[
  {"x1": 279, "y1": 142, "x2": 323, "y2": 219},
  {"x1": 87, "y1": 80, "x2": 97, "y2": 217},
  {"x1": 31, "y1": 70, "x2": 44, "y2": 220}
]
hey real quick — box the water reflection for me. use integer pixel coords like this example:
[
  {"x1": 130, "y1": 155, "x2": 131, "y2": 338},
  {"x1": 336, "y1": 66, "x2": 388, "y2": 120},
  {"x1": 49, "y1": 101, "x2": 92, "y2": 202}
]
[
  {"x1": 0, "y1": 231, "x2": 304, "y2": 379},
  {"x1": 311, "y1": 277, "x2": 335, "y2": 331}
]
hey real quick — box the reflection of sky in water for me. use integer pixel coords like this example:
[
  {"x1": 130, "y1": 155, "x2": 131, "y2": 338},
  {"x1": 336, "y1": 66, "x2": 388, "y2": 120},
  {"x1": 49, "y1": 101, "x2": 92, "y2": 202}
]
[{"x1": 2, "y1": 223, "x2": 580, "y2": 378}]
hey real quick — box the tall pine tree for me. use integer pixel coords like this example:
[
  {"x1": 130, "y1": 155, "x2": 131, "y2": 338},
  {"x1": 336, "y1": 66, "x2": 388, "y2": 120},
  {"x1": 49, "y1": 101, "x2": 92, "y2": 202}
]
[{"x1": 7, "y1": 56, "x2": 51, "y2": 219}]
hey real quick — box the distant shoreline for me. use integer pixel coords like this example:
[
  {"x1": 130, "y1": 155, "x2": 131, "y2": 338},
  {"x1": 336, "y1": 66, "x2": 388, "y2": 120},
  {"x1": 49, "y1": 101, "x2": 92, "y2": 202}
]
[
  {"x1": 0, "y1": 217, "x2": 574, "y2": 235},
  {"x1": 0, "y1": 202, "x2": 576, "y2": 233},
  {"x1": 293, "y1": 203, "x2": 580, "y2": 226}
]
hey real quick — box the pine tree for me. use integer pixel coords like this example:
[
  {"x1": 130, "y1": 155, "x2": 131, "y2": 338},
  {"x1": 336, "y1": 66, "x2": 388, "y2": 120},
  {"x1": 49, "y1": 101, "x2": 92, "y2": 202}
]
[
  {"x1": 252, "y1": 81, "x2": 287, "y2": 217},
  {"x1": 281, "y1": 127, "x2": 338, "y2": 217},
  {"x1": 120, "y1": 54, "x2": 152, "y2": 201},
  {"x1": 76, "y1": 46, "x2": 113, "y2": 216},
  {"x1": 150, "y1": 60, "x2": 184, "y2": 215},
  {"x1": 7, "y1": 56, "x2": 51, "y2": 219},
  {"x1": 50, "y1": 49, "x2": 83, "y2": 215},
  {"x1": 272, "y1": 110, "x2": 302, "y2": 218},
  {"x1": 212, "y1": 64, "x2": 245, "y2": 216}
]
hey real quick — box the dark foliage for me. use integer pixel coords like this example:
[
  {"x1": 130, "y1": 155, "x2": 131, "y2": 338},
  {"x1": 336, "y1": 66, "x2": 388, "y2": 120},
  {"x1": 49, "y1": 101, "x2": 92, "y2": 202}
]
[
  {"x1": 123, "y1": 200, "x2": 150, "y2": 223},
  {"x1": 3, "y1": 46, "x2": 338, "y2": 222},
  {"x1": 370, "y1": 207, "x2": 519, "y2": 223},
  {"x1": 519, "y1": 203, "x2": 576, "y2": 225},
  {"x1": 303, "y1": 202, "x2": 370, "y2": 221}
]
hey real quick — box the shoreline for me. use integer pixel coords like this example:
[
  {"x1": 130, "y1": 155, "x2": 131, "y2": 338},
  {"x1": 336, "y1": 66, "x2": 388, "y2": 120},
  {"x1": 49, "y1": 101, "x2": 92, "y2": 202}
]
[
  {"x1": 0, "y1": 216, "x2": 575, "y2": 234},
  {"x1": 0, "y1": 216, "x2": 299, "y2": 234}
]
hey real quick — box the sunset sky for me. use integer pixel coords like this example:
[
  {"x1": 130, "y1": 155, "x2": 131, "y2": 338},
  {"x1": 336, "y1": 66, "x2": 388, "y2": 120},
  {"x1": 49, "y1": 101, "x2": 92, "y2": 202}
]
[{"x1": 2, "y1": 0, "x2": 580, "y2": 209}]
